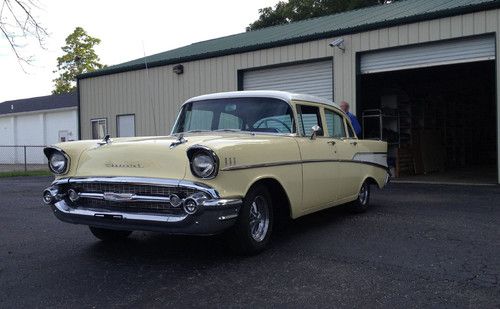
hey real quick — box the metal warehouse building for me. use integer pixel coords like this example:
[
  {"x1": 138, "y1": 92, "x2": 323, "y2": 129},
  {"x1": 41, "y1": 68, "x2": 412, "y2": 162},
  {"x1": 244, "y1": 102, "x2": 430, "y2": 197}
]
[{"x1": 78, "y1": 0, "x2": 500, "y2": 184}]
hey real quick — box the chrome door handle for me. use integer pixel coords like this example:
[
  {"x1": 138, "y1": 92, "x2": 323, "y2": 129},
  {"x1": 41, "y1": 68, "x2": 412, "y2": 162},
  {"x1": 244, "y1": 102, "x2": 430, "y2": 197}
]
[
  {"x1": 350, "y1": 141, "x2": 358, "y2": 146},
  {"x1": 327, "y1": 140, "x2": 336, "y2": 145}
]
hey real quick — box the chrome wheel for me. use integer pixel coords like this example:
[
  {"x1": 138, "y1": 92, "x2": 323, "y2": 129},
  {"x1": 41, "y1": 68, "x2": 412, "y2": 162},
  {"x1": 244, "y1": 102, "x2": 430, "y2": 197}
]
[
  {"x1": 249, "y1": 195, "x2": 270, "y2": 242},
  {"x1": 227, "y1": 185, "x2": 273, "y2": 254},
  {"x1": 358, "y1": 183, "x2": 369, "y2": 205}
]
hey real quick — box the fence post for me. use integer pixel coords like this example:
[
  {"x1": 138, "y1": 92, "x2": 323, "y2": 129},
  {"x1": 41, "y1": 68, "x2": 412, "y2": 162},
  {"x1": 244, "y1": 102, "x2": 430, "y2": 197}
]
[{"x1": 24, "y1": 146, "x2": 27, "y2": 172}]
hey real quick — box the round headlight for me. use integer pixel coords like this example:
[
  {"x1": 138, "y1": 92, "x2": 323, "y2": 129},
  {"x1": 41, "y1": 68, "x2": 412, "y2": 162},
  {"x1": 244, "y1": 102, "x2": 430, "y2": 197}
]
[
  {"x1": 49, "y1": 151, "x2": 68, "y2": 174},
  {"x1": 192, "y1": 152, "x2": 216, "y2": 178}
]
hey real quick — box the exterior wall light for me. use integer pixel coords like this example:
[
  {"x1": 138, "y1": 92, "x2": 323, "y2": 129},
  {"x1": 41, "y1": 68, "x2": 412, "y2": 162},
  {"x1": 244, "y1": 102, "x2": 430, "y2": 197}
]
[{"x1": 173, "y1": 64, "x2": 184, "y2": 74}]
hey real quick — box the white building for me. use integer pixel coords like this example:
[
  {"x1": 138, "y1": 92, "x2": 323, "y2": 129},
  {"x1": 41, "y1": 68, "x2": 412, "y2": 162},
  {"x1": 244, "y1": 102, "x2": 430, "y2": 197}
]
[{"x1": 0, "y1": 93, "x2": 78, "y2": 164}]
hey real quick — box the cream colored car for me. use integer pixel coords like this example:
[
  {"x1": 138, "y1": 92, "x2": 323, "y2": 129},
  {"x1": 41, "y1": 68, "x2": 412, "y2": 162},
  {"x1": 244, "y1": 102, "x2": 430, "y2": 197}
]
[{"x1": 43, "y1": 91, "x2": 389, "y2": 254}]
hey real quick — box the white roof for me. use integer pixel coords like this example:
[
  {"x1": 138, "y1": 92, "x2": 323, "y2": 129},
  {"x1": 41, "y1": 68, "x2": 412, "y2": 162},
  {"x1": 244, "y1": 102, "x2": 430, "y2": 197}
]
[{"x1": 185, "y1": 90, "x2": 339, "y2": 108}]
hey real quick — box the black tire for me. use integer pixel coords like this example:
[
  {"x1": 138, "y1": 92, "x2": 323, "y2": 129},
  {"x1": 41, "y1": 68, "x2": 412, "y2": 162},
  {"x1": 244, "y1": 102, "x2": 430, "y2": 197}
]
[
  {"x1": 348, "y1": 181, "x2": 371, "y2": 213},
  {"x1": 89, "y1": 226, "x2": 132, "y2": 241},
  {"x1": 227, "y1": 185, "x2": 274, "y2": 255}
]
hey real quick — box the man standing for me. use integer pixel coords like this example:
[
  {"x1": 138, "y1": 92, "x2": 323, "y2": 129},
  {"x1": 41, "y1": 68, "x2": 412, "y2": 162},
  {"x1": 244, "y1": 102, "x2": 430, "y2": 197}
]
[{"x1": 340, "y1": 101, "x2": 362, "y2": 136}]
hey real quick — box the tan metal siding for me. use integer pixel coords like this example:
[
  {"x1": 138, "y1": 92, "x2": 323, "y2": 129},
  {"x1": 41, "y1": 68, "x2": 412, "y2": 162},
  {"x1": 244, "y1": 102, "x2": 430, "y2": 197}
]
[{"x1": 81, "y1": 40, "x2": 333, "y2": 138}]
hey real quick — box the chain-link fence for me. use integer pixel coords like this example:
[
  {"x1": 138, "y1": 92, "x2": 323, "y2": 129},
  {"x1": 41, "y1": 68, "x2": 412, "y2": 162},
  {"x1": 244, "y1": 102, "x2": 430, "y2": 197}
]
[{"x1": 0, "y1": 146, "x2": 48, "y2": 172}]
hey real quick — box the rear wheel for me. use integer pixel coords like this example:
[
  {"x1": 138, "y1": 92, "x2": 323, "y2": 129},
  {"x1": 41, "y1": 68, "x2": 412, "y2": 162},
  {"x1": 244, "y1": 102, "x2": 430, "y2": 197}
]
[
  {"x1": 348, "y1": 181, "x2": 371, "y2": 213},
  {"x1": 89, "y1": 226, "x2": 132, "y2": 241},
  {"x1": 228, "y1": 185, "x2": 273, "y2": 255}
]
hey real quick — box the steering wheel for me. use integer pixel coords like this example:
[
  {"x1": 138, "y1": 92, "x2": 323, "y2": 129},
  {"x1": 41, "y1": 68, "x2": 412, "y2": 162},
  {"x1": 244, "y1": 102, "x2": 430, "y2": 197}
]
[{"x1": 254, "y1": 118, "x2": 292, "y2": 133}]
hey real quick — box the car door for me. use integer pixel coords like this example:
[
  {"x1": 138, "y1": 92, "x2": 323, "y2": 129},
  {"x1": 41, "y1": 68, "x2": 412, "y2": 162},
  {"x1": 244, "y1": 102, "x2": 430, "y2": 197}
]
[
  {"x1": 294, "y1": 104, "x2": 339, "y2": 211},
  {"x1": 324, "y1": 108, "x2": 360, "y2": 200}
]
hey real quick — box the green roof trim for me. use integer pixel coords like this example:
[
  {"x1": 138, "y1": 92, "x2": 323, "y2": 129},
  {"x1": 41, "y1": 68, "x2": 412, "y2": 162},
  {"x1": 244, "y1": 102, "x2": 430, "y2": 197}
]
[{"x1": 79, "y1": 0, "x2": 500, "y2": 80}]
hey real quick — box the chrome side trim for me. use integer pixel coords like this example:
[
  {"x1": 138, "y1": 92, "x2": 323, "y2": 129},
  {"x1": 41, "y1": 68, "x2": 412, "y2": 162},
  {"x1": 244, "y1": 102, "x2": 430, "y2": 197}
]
[
  {"x1": 52, "y1": 177, "x2": 220, "y2": 199},
  {"x1": 220, "y1": 159, "x2": 389, "y2": 172},
  {"x1": 221, "y1": 160, "x2": 301, "y2": 171}
]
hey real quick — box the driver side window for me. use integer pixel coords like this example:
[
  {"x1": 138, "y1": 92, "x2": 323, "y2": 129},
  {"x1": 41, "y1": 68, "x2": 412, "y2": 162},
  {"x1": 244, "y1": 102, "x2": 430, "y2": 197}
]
[{"x1": 297, "y1": 105, "x2": 323, "y2": 136}]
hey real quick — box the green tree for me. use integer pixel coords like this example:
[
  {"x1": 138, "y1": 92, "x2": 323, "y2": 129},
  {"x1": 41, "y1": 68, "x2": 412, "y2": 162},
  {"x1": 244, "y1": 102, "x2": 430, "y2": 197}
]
[
  {"x1": 247, "y1": 0, "x2": 396, "y2": 31},
  {"x1": 52, "y1": 27, "x2": 105, "y2": 94}
]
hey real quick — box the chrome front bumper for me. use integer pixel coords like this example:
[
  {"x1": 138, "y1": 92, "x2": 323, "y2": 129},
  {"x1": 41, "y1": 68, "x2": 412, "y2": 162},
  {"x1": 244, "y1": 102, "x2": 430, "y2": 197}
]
[{"x1": 43, "y1": 177, "x2": 242, "y2": 235}]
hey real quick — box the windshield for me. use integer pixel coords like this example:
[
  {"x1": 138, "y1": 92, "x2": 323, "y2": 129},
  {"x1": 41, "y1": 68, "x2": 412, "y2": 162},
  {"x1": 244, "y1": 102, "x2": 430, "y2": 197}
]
[{"x1": 172, "y1": 97, "x2": 295, "y2": 134}]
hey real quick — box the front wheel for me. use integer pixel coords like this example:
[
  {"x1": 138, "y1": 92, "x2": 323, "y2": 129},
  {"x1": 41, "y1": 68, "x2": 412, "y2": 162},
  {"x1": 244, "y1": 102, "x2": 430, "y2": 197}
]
[
  {"x1": 89, "y1": 226, "x2": 132, "y2": 241},
  {"x1": 348, "y1": 181, "x2": 371, "y2": 213},
  {"x1": 227, "y1": 185, "x2": 273, "y2": 255}
]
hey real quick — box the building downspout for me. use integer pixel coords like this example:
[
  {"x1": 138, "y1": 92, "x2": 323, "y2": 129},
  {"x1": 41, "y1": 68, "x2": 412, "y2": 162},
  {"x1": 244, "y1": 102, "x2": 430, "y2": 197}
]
[{"x1": 76, "y1": 78, "x2": 82, "y2": 141}]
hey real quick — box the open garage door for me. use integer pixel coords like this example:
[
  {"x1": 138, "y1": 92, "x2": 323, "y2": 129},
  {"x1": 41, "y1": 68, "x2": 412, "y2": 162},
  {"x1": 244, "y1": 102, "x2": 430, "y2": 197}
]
[
  {"x1": 358, "y1": 36, "x2": 497, "y2": 184},
  {"x1": 243, "y1": 60, "x2": 333, "y2": 101}
]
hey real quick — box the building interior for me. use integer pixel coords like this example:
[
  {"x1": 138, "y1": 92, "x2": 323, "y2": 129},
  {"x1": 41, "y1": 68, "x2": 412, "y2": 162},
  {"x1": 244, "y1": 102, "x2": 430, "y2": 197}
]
[{"x1": 358, "y1": 60, "x2": 497, "y2": 184}]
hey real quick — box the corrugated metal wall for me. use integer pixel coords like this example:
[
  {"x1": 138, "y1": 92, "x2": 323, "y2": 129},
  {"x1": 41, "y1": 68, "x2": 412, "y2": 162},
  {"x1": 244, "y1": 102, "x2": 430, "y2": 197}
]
[{"x1": 79, "y1": 9, "x2": 500, "y2": 182}]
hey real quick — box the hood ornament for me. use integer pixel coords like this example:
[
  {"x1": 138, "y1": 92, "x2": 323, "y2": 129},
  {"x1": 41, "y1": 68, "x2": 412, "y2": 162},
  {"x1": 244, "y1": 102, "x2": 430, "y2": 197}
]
[
  {"x1": 170, "y1": 134, "x2": 187, "y2": 149},
  {"x1": 97, "y1": 134, "x2": 112, "y2": 146}
]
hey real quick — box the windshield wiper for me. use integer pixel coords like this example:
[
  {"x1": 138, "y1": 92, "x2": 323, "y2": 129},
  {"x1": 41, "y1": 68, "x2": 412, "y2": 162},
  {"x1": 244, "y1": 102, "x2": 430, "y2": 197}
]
[
  {"x1": 214, "y1": 129, "x2": 242, "y2": 132},
  {"x1": 185, "y1": 130, "x2": 210, "y2": 133}
]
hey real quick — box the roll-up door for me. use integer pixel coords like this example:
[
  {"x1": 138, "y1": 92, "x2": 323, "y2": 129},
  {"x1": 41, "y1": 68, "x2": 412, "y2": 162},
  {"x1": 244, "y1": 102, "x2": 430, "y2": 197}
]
[
  {"x1": 360, "y1": 36, "x2": 495, "y2": 74},
  {"x1": 243, "y1": 60, "x2": 333, "y2": 101}
]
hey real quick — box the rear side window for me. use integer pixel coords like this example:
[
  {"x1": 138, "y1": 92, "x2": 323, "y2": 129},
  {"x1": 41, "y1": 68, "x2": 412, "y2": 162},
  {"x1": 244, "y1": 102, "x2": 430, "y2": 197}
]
[
  {"x1": 346, "y1": 120, "x2": 356, "y2": 138},
  {"x1": 324, "y1": 109, "x2": 346, "y2": 138},
  {"x1": 297, "y1": 105, "x2": 323, "y2": 136}
]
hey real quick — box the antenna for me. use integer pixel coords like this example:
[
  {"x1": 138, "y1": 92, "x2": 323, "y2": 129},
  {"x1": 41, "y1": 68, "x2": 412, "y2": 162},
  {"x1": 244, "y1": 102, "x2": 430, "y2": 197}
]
[{"x1": 142, "y1": 41, "x2": 158, "y2": 136}]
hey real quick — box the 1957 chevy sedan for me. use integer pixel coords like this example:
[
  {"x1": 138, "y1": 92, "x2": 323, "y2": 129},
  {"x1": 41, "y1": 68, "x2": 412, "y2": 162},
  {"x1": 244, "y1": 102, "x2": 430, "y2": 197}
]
[{"x1": 43, "y1": 91, "x2": 389, "y2": 254}]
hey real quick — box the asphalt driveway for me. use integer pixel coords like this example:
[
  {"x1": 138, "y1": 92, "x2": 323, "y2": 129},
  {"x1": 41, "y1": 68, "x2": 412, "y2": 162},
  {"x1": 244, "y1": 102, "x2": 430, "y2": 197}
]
[{"x1": 0, "y1": 176, "x2": 499, "y2": 308}]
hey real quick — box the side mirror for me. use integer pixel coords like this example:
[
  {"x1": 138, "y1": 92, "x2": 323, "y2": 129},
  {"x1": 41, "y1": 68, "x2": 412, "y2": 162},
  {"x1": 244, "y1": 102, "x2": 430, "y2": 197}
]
[{"x1": 310, "y1": 125, "x2": 321, "y2": 140}]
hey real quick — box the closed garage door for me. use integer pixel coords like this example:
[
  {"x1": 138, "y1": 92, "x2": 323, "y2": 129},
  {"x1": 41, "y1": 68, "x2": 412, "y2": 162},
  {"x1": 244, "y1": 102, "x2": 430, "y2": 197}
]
[
  {"x1": 243, "y1": 60, "x2": 333, "y2": 101},
  {"x1": 360, "y1": 35, "x2": 495, "y2": 74}
]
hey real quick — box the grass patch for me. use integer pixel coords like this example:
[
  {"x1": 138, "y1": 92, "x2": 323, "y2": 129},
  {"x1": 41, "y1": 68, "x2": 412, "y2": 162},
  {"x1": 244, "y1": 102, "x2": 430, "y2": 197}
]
[{"x1": 0, "y1": 170, "x2": 52, "y2": 178}]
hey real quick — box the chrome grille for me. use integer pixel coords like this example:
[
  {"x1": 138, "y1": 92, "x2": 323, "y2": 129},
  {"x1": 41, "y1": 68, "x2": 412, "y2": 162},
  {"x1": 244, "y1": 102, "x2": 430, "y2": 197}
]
[
  {"x1": 65, "y1": 182, "x2": 198, "y2": 214},
  {"x1": 74, "y1": 183, "x2": 197, "y2": 198}
]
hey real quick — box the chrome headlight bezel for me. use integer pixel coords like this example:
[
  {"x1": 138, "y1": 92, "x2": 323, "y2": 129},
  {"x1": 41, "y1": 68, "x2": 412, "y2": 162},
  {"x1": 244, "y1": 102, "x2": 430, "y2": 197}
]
[
  {"x1": 43, "y1": 147, "x2": 70, "y2": 175},
  {"x1": 187, "y1": 145, "x2": 219, "y2": 179}
]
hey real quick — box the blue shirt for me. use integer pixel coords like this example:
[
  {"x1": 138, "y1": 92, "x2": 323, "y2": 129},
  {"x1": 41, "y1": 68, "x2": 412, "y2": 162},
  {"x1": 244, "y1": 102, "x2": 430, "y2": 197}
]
[{"x1": 347, "y1": 112, "x2": 362, "y2": 136}]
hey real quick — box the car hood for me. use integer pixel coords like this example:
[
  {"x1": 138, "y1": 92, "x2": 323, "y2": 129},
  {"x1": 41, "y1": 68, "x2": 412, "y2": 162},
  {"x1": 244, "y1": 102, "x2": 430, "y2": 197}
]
[{"x1": 69, "y1": 133, "x2": 295, "y2": 179}]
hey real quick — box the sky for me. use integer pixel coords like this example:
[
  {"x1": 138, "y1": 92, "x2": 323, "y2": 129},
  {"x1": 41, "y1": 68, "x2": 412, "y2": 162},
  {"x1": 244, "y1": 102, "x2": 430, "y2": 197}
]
[{"x1": 0, "y1": 0, "x2": 278, "y2": 103}]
